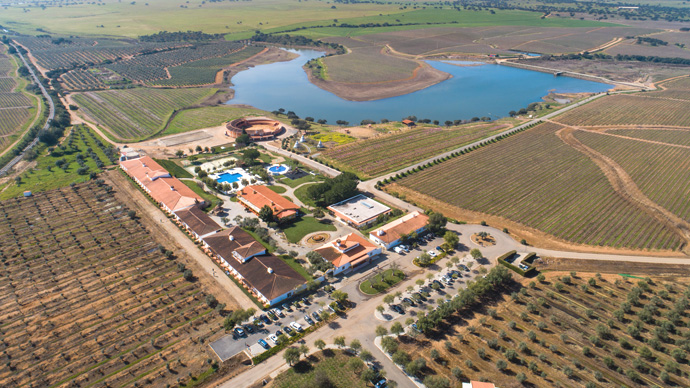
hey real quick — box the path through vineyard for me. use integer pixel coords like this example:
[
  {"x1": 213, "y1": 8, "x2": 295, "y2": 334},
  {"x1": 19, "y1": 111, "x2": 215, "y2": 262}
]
[{"x1": 556, "y1": 124, "x2": 690, "y2": 253}]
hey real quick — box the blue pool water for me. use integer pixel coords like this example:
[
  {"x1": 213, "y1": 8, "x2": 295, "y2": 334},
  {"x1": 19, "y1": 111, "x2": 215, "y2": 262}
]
[
  {"x1": 269, "y1": 165, "x2": 288, "y2": 174},
  {"x1": 216, "y1": 172, "x2": 242, "y2": 184},
  {"x1": 228, "y1": 49, "x2": 612, "y2": 124}
]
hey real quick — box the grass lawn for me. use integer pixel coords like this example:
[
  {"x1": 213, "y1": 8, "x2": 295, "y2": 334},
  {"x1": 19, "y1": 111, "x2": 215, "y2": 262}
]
[
  {"x1": 281, "y1": 217, "x2": 336, "y2": 244},
  {"x1": 279, "y1": 255, "x2": 312, "y2": 281},
  {"x1": 278, "y1": 174, "x2": 323, "y2": 188},
  {"x1": 0, "y1": 125, "x2": 115, "y2": 200},
  {"x1": 154, "y1": 158, "x2": 193, "y2": 178},
  {"x1": 271, "y1": 349, "x2": 369, "y2": 388},
  {"x1": 258, "y1": 152, "x2": 274, "y2": 164},
  {"x1": 293, "y1": 183, "x2": 318, "y2": 208},
  {"x1": 164, "y1": 105, "x2": 276, "y2": 136},
  {"x1": 268, "y1": 185, "x2": 287, "y2": 194},
  {"x1": 359, "y1": 269, "x2": 405, "y2": 295},
  {"x1": 180, "y1": 180, "x2": 222, "y2": 211}
]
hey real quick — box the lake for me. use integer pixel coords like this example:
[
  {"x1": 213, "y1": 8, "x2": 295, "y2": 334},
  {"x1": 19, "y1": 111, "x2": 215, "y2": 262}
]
[{"x1": 228, "y1": 49, "x2": 612, "y2": 124}]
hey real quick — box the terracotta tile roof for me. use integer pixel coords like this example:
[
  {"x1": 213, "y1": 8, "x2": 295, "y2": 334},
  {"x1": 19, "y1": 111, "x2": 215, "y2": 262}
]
[
  {"x1": 370, "y1": 211, "x2": 429, "y2": 244},
  {"x1": 470, "y1": 382, "x2": 496, "y2": 388},
  {"x1": 315, "y1": 233, "x2": 379, "y2": 268},
  {"x1": 203, "y1": 227, "x2": 304, "y2": 301},
  {"x1": 175, "y1": 206, "x2": 221, "y2": 237},
  {"x1": 120, "y1": 156, "x2": 204, "y2": 212},
  {"x1": 238, "y1": 185, "x2": 299, "y2": 220}
]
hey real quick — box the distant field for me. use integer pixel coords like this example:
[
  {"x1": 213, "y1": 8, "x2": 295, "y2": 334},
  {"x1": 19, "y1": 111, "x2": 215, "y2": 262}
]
[
  {"x1": 322, "y1": 45, "x2": 420, "y2": 83},
  {"x1": 320, "y1": 122, "x2": 510, "y2": 178},
  {"x1": 0, "y1": 182, "x2": 228, "y2": 387},
  {"x1": 389, "y1": 122, "x2": 682, "y2": 250},
  {"x1": 605, "y1": 38, "x2": 690, "y2": 60},
  {"x1": 576, "y1": 130, "x2": 690, "y2": 223},
  {"x1": 554, "y1": 94, "x2": 690, "y2": 127},
  {"x1": 72, "y1": 87, "x2": 217, "y2": 141},
  {"x1": 397, "y1": 272, "x2": 690, "y2": 387},
  {"x1": 163, "y1": 104, "x2": 273, "y2": 136}
]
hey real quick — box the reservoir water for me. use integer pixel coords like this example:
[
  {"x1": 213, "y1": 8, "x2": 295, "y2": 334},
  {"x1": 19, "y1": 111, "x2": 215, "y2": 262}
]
[{"x1": 228, "y1": 49, "x2": 612, "y2": 124}]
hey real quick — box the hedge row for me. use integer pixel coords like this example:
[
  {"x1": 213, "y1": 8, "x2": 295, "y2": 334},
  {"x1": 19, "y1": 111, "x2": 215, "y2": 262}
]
[{"x1": 497, "y1": 250, "x2": 537, "y2": 277}]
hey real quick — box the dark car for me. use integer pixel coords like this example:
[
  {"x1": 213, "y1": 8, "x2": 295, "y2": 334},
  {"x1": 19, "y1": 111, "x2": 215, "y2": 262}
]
[
  {"x1": 233, "y1": 327, "x2": 246, "y2": 337},
  {"x1": 412, "y1": 292, "x2": 426, "y2": 301},
  {"x1": 411, "y1": 323, "x2": 419, "y2": 332},
  {"x1": 283, "y1": 326, "x2": 294, "y2": 336},
  {"x1": 460, "y1": 264, "x2": 470, "y2": 272},
  {"x1": 312, "y1": 311, "x2": 322, "y2": 322},
  {"x1": 373, "y1": 377, "x2": 387, "y2": 388},
  {"x1": 301, "y1": 297, "x2": 310, "y2": 305},
  {"x1": 259, "y1": 314, "x2": 271, "y2": 325},
  {"x1": 402, "y1": 297, "x2": 416, "y2": 307},
  {"x1": 449, "y1": 270, "x2": 461, "y2": 278},
  {"x1": 391, "y1": 304, "x2": 405, "y2": 314},
  {"x1": 258, "y1": 339, "x2": 270, "y2": 349},
  {"x1": 335, "y1": 301, "x2": 344, "y2": 310},
  {"x1": 275, "y1": 329, "x2": 284, "y2": 337},
  {"x1": 304, "y1": 315, "x2": 314, "y2": 325},
  {"x1": 244, "y1": 324, "x2": 255, "y2": 334}
]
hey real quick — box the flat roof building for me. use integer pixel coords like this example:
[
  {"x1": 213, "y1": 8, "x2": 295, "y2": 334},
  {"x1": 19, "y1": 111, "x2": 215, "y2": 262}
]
[
  {"x1": 369, "y1": 211, "x2": 429, "y2": 249},
  {"x1": 314, "y1": 233, "x2": 382, "y2": 275},
  {"x1": 327, "y1": 194, "x2": 390, "y2": 228},
  {"x1": 237, "y1": 185, "x2": 299, "y2": 221}
]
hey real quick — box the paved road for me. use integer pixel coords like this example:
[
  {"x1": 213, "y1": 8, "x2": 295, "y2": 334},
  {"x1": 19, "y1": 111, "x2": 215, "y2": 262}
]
[
  {"x1": 263, "y1": 142, "x2": 341, "y2": 178},
  {"x1": 0, "y1": 42, "x2": 55, "y2": 176}
]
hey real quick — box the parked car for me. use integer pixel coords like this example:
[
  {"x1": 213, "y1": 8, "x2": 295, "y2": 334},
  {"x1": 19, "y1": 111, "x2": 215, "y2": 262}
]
[
  {"x1": 436, "y1": 245, "x2": 444, "y2": 251},
  {"x1": 283, "y1": 326, "x2": 293, "y2": 336},
  {"x1": 460, "y1": 264, "x2": 470, "y2": 272},
  {"x1": 304, "y1": 315, "x2": 314, "y2": 325},
  {"x1": 273, "y1": 308, "x2": 285, "y2": 317},
  {"x1": 412, "y1": 292, "x2": 426, "y2": 301},
  {"x1": 335, "y1": 301, "x2": 344, "y2": 310},
  {"x1": 390, "y1": 304, "x2": 405, "y2": 314},
  {"x1": 393, "y1": 246, "x2": 404, "y2": 254},
  {"x1": 402, "y1": 297, "x2": 416, "y2": 307},
  {"x1": 399, "y1": 245, "x2": 410, "y2": 252},
  {"x1": 432, "y1": 280, "x2": 444, "y2": 289},
  {"x1": 312, "y1": 311, "x2": 322, "y2": 322},
  {"x1": 258, "y1": 339, "x2": 270, "y2": 349},
  {"x1": 259, "y1": 314, "x2": 271, "y2": 325},
  {"x1": 233, "y1": 327, "x2": 246, "y2": 337},
  {"x1": 268, "y1": 334, "x2": 278, "y2": 345},
  {"x1": 443, "y1": 277, "x2": 454, "y2": 286},
  {"x1": 244, "y1": 324, "x2": 255, "y2": 334},
  {"x1": 301, "y1": 297, "x2": 310, "y2": 305},
  {"x1": 449, "y1": 270, "x2": 461, "y2": 278},
  {"x1": 373, "y1": 377, "x2": 387, "y2": 388},
  {"x1": 268, "y1": 311, "x2": 279, "y2": 321},
  {"x1": 282, "y1": 303, "x2": 292, "y2": 312},
  {"x1": 290, "y1": 322, "x2": 303, "y2": 332},
  {"x1": 428, "y1": 250, "x2": 438, "y2": 257},
  {"x1": 411, "y1": 323, "x2": 419, "y2": 332},
  {"x1": 275, "y1": 329, "x2": 284, "y2": 338}
]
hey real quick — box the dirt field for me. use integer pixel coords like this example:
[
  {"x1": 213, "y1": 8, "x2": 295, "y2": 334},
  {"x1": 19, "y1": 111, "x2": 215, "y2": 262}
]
[
  {"x1": 396, "y1": 271, "x2": 690, "y2": 387},
  {"x1": 0, "y1": 181, "x2": 235, "y2": 387}
]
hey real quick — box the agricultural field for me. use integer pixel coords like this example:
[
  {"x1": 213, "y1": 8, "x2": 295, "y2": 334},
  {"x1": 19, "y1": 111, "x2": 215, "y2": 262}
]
[
  {"x1": 607, "y1": 128, "x2": 690, "y2": 146},
  {"x1": 319, "y1": 121, "x2": 511, "y2": 179},
  {"x1": 321, "y1": 45, "x2": 420, "y2": 83},
  {"x1": 388, "y1": 122, "x2": 683, "y2": 251},
  {"x1": 395, "y1": 272, "x2": 690, "y2": 387},
  {"x1": 605, "y1": 38, "x2": 690, "y2": 60},
  {"x1": 163, "y1": 104, "x2": 275, "y2": 136},
  {"x1": 0, "y1": 125, "x2": 119, "y2": 199},
  {"x1": 71, "y1": 87, "x2": 217, "y2": 141},
  {"x1": 0, "y1": 182, "x2": 229, "y2": 387},
  {"x1": 0, "y1": 44, "x2": 39, "y2": 154},
  {"x1": 270, "y1": 349, "x2": 368, "y2": 388},
  {"x1": 554, "y1": 94, "x2": 690, "y2": 127},
  {"x1": 575, "y1": 130, "x2": 690, "y2": 223}
]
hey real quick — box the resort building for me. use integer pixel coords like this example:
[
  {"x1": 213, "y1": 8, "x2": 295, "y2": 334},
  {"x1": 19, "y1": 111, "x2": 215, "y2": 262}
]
[
  {"x1": 120, "y1": 156, "x2": 205, "y2": 213},
  {"x1": 174, "y1": 206, "x2": 222, "y2": 241},
  {"x1": 369, "y1": 211, "x2": 430, "y2": 249},
  {"x1": 203, "y1": 227, "x2": 305, "y2": 306},
  {"x1": 226, "y1": 117, "x2": 284, "y2": 141},
  {"x1": 237, "y1": 185, "x2": 299, "y2": 222},
  {"x1": 314, "y1": 233, "x2": 382, "y2": 275},
  {"x1": 327, "y1": 194, "x2": 390, "y2": 228}
]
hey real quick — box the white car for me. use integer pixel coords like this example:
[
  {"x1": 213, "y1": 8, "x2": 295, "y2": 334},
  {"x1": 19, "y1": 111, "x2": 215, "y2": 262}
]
[
  {"x1": 394, "y1": 246, "x2": 405, "y2": 254},
  {"x1": 273, "y1": 308, "x2": 285, "y2": 318},
  {"x1": 429, "y1": 250, "x2": 438, "y2": 257},
  {"x1": 399, "y1": 245, "x2": 410, "y2": 252},
  {"x1": 290, "y1": 322, "x2": 303, "y2": 332},
  {"x1": 268, "y1": 334, "x2": 278, "y2": 344}
]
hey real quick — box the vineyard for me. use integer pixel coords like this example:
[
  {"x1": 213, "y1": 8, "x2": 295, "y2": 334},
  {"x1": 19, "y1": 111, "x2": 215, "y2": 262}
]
[
  {"x1": 59, "y1": 69, "x2": 109, "y2": 91},
  {"x1": 395, "y1": 272, "x2": 690, "y2": 387},
  {"x1": 554, "y1": 94, "x2": 690, "y2": 128},
  {"x1": 72, "y1": 87, "x2": 217, "y2": 141},
  {"x1": 0, "y1": 44, "x2": 37, "y2": 153},
  {"x1": 389, "y1": 122, "x2": 683, "y2": 251},
  {"x1": 607, "y1": 128, "x2": 690, "y2": 147},
  {"x1": 319, "y1": 122, "x2": 509, "y2": 178},
  {"x1": 0, "y1": 182, "x2": 227, "y2": 387},
  {"x1": 148, "y1": 45, "x2": 264, "y2": 87},
  {"x1": 575, "y1": 130, "x2": 690, "y2": 224}
]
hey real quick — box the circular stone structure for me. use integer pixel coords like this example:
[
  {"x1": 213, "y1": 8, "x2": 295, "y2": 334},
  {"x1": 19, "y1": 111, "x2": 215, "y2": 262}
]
[
  {"x1": 226, "y1": 117, "x2": 284, "y2": 141},
  {"x1": 267, "y1": 163, "x2": 290, "y2": 176},
  {"x1": 305, "y1": 232, "x2": 329, "y2": 245}
]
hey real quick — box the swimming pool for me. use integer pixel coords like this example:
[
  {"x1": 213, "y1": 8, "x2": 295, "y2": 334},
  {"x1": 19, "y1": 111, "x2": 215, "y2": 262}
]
[
  {"x1": 267, "y1": 164, "x2": 290, "y2": 175},
  {"x1": 216, "y1": 172, "x2": 243, "y2": 184}
]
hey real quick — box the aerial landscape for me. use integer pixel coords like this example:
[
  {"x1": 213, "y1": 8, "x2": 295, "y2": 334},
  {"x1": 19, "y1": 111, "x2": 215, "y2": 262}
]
[{"x1": 2, "y1": 0, "x2": 690, "y2": 387}]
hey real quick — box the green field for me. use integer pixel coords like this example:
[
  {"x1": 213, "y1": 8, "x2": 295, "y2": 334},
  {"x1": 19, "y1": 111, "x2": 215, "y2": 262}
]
[
  {"x1": 72, "y1": 88, "x2": 217, "y2": 141},
  {"x1": 163, "y1": 104, "x2": 273, "y2": 136},
  {"x1": 271, "y1": 349, "x2": 369, "y2": 388},
  {"x1": 154, "y1": 158, "x2": 193, "y2": 178},
  {"x1": 281, "y1": 216, "x2": 337, "y2": 243},
  {"x1": 0, "y1": 125, "x2": 117, "y2": 199},
  {"x1": 390, "y1": 122, "x2": 683, "y2": 251},
  {"x1": 293, "y1": 183, "x2": 318, "y2": 208}
]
